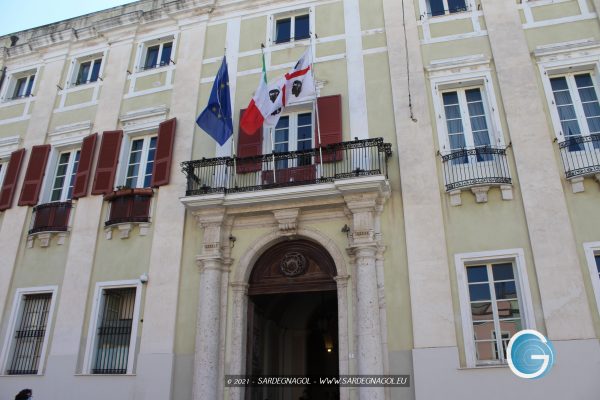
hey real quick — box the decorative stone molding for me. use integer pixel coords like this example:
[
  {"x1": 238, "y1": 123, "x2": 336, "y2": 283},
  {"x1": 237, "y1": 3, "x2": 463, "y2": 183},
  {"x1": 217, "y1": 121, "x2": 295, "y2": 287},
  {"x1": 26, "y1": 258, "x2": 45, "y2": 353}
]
[
  {"x1": 193, "y1": 207, "x2": 227, "y2": 258},
  {"x1": 120, "y1": 105, "x2": 169, "y2": 134},
  {"x1": 0, "y1": 135, "x2": 21, "y2": 158},
  {"x1": 104, "y1": 222, "x2": 151, "y2": 240},
  {"x1": 470, "y1": 186, "x2": 490, "y2": 203},
  {"x1": 95, "y1": 11, "x2": 144, "y2": 33},
  {"x1": 272, "y1": 208, "x2": 300, "y2": 236},
  {"x1": 49, "y1": 121, "x2": 92, "y2": 146},
  {"x1": 30, "y1": 29, "x2": 76, "y2": 50}
]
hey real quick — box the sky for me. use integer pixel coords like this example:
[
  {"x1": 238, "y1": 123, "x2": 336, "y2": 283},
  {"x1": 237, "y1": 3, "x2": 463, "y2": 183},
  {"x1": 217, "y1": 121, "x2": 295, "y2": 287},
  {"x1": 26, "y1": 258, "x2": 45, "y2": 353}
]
[{"x1": 0, "y1": 0, "x2": 139, "y2": 36}]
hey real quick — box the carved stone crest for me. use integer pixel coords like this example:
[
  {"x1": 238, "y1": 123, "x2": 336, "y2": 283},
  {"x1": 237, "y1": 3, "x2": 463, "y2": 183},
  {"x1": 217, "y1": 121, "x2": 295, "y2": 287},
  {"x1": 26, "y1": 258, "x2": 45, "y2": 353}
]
[{"x1": 279, "y1": 252, "x2": 307, "y2": 277}]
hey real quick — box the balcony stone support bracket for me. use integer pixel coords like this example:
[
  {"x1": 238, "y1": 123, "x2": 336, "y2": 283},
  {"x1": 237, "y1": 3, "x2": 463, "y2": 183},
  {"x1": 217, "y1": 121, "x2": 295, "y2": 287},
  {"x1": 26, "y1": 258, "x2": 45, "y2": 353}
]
[
  {"x1": 104, "y1": 222, "x2": 152, "y2": 240},
  {"x1": 27, "y1": 231, "x2": 68, "y2": 248},
  {"x1": 449, "y1": 184, "x2": 514, "y2": 206},
  {"x1": 570, "y1": 177, "x2": 585, "y2": 193}
]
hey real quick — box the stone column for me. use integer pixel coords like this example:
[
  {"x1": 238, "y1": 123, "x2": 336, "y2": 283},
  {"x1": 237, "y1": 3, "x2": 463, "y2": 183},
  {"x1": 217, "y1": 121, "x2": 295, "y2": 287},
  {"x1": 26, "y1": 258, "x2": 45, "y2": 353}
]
[
  {"x1": 344, "y1": 193, "x2": 385, "y2": 400},
  {"x1": 227, "y1": 282, "x2": 249, "y2": 400},
  {"x1": 192, "y1": 208, "x2": 228, "y2": 400},
  {"x1": 334, "y1": 275, "x2": 351, "y2": 400}
]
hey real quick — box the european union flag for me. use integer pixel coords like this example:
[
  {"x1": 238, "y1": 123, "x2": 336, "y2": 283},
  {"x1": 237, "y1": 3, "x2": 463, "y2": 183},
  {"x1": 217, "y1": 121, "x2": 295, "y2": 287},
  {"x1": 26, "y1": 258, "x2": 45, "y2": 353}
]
[{"x1": 196, "y1": 56, "x2": 233, "y2": 146}]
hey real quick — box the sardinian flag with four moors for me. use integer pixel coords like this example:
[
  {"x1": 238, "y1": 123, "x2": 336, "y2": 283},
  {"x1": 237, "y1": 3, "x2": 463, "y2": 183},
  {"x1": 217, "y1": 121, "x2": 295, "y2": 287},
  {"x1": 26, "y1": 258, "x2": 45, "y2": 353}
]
[{"x1": 284, "y1": 47, "x2": 315, "y2": 106}]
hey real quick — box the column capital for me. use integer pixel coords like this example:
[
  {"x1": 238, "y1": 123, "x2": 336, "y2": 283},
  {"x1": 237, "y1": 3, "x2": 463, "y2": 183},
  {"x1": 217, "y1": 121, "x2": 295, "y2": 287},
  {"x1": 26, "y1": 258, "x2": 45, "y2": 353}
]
[
  {"x1": 334, "y1": 274, "x2": 351, "y2": 289},
  {"x1": 196, "y1": 255, "x2": 228, "y2": 272},
  {"x1": 192, "y1": 207, "x2": 227, "y2": 229}
]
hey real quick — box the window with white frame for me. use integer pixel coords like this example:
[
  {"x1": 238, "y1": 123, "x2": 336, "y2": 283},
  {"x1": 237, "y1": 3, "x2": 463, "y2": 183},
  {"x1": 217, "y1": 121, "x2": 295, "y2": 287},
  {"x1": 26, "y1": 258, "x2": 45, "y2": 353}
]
[
  {"x1": 584, "y1": 242, "x2": 600, "y2": 314},
  {"x1": 441, "y1": 86, "x2": 494, "y2": 163},
  {"x1": 86, "y1": 283, "x2": 141, "y2": 375},
  {"x1": 0, "y1": 160, "x2": 6, "y2": 189},
  {"x1": 426, "y1": 0, "x2": 468, "y2": 17},
  {"x1": 49, "y1": 149, "x2": 80, "y2": 202},
  {"x1": 4, "y1": 70, "x2": 36, "y2": 101},
  {"x1": 72, "y1": 56, "x2": 103, "y2": 87},
  {"x1": 272, "y1": 111, "x2": 313, "y2": 168},
  {"x1": 1, "y1": 288, "x2": 56, "y2": 375},
  {"x1": 274, "y1": 11, "x2": 311, "y2": 44},
  {"x1": 455, "y1": 249, "x2": 535, "y2": 367},
  {"x1": 549, "y1": 72, "x2": 600, "y2": 151},
  {"x1": 140, "y1": 38, "x2": 173, "y2": 71},
  {"x1": 124, "y1": 135, "x2": 157, "y2": 188}
]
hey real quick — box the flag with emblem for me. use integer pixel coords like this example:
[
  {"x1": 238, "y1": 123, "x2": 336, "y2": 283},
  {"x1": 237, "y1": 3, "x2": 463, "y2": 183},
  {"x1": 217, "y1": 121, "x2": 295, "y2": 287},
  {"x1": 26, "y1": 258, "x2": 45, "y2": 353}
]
[
  {"x1": 240, "y1": 51, "x2": 286, "y2": 134},
  {"x1": 283, "y1": 47, "x2": 315, "y2": 105},
  {"x1": 196, "y1": 56, "x2": 233, "y2": 146}
]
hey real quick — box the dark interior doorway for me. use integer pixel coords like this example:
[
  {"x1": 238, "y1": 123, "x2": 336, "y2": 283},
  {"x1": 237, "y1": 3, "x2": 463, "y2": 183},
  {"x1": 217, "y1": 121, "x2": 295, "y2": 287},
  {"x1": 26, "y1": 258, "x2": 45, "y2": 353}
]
[{"x1": 245, "y1": 240, "x2": 340, "y2": 400}]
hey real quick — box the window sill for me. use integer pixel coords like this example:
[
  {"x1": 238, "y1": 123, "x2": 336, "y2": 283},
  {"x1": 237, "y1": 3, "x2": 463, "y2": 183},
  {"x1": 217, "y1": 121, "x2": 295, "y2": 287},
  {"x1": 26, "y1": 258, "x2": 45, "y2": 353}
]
[
  {"x1": 75, "y1": 373, "x2": 137, "y2": 377},
  {"x1": 458, "y1": 363, "x2": 509, "y2": 371},
  {"x1": 0, "y1": 96, "x2": 34, "y2": 107}
]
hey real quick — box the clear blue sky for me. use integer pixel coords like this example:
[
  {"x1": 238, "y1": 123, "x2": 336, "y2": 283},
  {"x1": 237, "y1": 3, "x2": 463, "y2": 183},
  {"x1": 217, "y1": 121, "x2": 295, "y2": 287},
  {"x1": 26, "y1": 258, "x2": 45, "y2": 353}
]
[{"x1": 0, "y1": 0, "x2": 139, "y2": 36}]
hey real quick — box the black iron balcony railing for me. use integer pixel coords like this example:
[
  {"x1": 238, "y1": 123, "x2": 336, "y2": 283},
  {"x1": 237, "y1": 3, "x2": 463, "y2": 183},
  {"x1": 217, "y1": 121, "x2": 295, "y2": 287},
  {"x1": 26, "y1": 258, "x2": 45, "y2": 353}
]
[
  {"x1": 558, "y1": 134, "x2": 600, "y2": 179},
  {"x1": 440, "y1": 146, "x2": 512, "y2": 192},
  {"x1": 182, "y1": 138, "x2": 392, "y2": 197},
  {"x1": 104, "y1": 188, "x2": 153, "y2": 226},
  {"x1": 29, "y1": 201, "x2": 72, "y2": 235}
]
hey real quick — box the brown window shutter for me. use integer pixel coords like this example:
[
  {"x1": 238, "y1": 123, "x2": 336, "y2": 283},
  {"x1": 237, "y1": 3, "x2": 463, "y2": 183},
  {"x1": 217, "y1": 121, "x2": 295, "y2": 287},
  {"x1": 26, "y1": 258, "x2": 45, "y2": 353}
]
[
  {"x1": 315, "y1": 94, "x2": 343, "y2": 163},
  {"x1": 91, "y1": 130, "x2": 123, "y2": 195},
  {"x1": 72, "y1": 132, "x2": 98, "y2": 199},
  {"x1": 18, "y1": 145, "x2": 51, "y2": 206},
  {"x1": 150, "y1": 118, "x2": 176, "y2": 187},
  {"x1": 236, "y1": 109, "x2": 263, "y2": 174},
  {"x1": 0, "y1": 149, "x2": 26, "y2": 211}
]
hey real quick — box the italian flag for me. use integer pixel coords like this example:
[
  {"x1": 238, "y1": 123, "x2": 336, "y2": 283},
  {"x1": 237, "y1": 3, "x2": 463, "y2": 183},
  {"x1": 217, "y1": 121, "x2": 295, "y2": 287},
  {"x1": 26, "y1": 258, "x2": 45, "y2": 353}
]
[{"x1": 240, "y1": 52, "x2": 285, "y2": 134}]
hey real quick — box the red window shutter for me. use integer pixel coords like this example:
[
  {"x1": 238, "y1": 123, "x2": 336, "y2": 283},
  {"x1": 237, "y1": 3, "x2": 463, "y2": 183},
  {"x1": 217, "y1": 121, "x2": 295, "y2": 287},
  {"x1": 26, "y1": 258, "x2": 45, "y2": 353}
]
[
  {"x1": 0, "y1": 149, "x2": 26, "y2": 211},
  {"x1": 151, "y1": 118, "x2": 176, "y2": 187},
  {"x1": 72, "y1": 132, "x2": 98, "y2": 199},
  {"x1": 91, "y1": 130, "x2": 123, "y2": 195},
  {"x1": 315, "y1": 94, "x2": 343, "y2": 163},
  {"x1": 18, "y1": 145, "x2": 51, "y2": 206},
  {"x1": 236, "y1": 109, "x2": 263, "y2": 174}
]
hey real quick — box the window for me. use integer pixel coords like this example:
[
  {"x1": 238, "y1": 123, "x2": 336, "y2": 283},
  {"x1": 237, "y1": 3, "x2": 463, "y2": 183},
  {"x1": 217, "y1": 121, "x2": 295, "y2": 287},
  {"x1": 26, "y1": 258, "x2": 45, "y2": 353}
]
[
  {"x1": 275, "y1": 12, "x2": 310, "y2": 44},
  {"x1": 7, "y1": 72, "x2": 35, "y2": 100},
  {"x1": 426, "y1": 0, "x2": 467, "y2": 17},
  {"x1": 455, "y1": 249, "x2": 535, "y2": 367},
  {"x1": 0, "y1": 161, "x2": 6, "y2": 189},
  {"x1": 584, "y1": 242, "x2": 600, "y2": 314},
  {"x1": 549, "y1": 72, "x2": 600, "y2": 151},
  {"x1": 467, "y1": 262, "x2": 523, "y2": 363},
  {"x1": 441, "y1": 87, "x2": 493, "y2": 163},
  {"x1": 142, "y1": 41, "x2": 173, "y2": 70},
  {"x1": 1, "y1": 288, "x2": 56, "y2": 375},
  {"x1": 74, "y1": 58, "x2": 102, "y2": 86},
  {"x1": 124, "y1": 136, "x2": 157, "y2": 188},
  {"x1": 50, "y1": 149, "x2": 80, "y2": 202},
  {"x1": 273, "y1": 112, "x2": 313, "y2": 168},
  {"x1": 86, "y1": 284, "x2": 140, "y2": 374}
]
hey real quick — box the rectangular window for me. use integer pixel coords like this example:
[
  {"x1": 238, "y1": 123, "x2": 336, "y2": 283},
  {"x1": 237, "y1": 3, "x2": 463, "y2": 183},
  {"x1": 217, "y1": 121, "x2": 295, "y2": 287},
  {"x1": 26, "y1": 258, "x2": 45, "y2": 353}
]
[
  {"x1": 427, "y1": 0, "x2": 467, "y2": 17},
  {"x1": 75, "y1": 58, "x2": 102, "y2": 86},
  {"x1": 467, "y1": 262, "x2": 523, "y2": 363},
  {"x1": 125, "y1": 136, "x2": 157, "y2": 188},
  {"x1": 4, "y1": 292, "x2": 52, "y2": 375},
  {"x1": 0, "y1": 161, "x2": 6, "y2": 189},
  {"x1": 50, "y1": 149, "x2": 80, "y2": 202},
  {"x1": 441, "y1": 87, "x2": 493, "y2": 163},
  {"x1": 275, "y1": 12, "x2": 310, "y2": 44},
  {"x1": 456, "y1": 249, "x2": 534, "y2": 368},
  {"x1": 273, "y1": 112, "x2": 313, "y2": 168},
  {"x1": 596, "y1": 254, "x2": 600, "y2": 280},
  {"x1": 143, "y1": 41, "x2": 173, "y2": 70},
  {"x1": 92, "y1": 287, "x2": 136, "y2": 374},
  {"x1": 584, "y1": 243, "x2": 600, "y2": 315},
  {"x1": 550, "y1": 73, "x2": 600, "y2": 151},
  {"x1": 11, "y1": 73, "x2": 35, "y2": 100}
]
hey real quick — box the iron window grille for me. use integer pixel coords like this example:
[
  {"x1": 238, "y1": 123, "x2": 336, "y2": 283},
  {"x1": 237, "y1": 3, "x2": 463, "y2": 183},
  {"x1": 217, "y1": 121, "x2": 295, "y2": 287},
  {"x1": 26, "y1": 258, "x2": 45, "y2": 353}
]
[
  {"x1": 558, "y1": 134, "x2": 600, "y2": 179},
  {"x1": 92, "y1": 287, "x2": 136, "y2": 374},
  {"x1": 29, "y1": 201, "x2": 72, "y2": 235},
  {"x1": 6, "y1": 293, "x2": 52, "y2": 375},
  {"x1": 440, "y1": 146, "x2": 512, "y2": 192}
]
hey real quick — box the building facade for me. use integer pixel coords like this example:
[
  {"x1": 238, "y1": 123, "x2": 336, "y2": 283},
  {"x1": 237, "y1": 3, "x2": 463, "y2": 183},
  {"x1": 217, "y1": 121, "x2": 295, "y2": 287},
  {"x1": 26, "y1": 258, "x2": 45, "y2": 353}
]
[{"x1": 0, "y1": 0, "x2": 598, "y2": 399}]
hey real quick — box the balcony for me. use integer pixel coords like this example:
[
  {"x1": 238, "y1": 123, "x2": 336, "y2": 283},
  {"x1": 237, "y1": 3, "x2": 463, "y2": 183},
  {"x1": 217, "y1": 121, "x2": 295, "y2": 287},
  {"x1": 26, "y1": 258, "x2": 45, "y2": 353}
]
[
  {"x1": 181, "y1": 138, "x2": 392, "y2": 197},
  {"x1": 440, "y1": 146, "x2": 512, "y2": 205},
  {"x1": 27, "y1": 201, "x2": 72, "y2": 248},
  {"x1": 558, "y1": 135, "x2": 600, "y2": 192},
  {"x1": 103, "y1": 188, "x2": 153, "y2": 239}
]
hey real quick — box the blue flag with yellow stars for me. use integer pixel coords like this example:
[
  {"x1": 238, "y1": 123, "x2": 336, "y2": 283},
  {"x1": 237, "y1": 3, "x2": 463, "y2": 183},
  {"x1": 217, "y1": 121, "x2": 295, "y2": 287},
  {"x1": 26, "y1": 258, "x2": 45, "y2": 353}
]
[{"x1": 196, "y1": 56, "x2": 233, "y2": 146}]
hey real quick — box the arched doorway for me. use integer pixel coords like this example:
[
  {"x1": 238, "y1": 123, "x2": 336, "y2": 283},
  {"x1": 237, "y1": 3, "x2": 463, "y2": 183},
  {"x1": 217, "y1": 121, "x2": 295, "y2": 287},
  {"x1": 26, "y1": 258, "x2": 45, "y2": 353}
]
[{"x1": 246, "y1": 239, "x2": 340, "y2": 400}]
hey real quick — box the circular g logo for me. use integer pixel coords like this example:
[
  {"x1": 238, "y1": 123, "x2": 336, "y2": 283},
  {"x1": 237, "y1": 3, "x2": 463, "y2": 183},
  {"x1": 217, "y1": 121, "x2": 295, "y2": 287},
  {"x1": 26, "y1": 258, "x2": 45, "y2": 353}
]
[{"x1": 507, "y1": 329, "x2": 555, "y2": 379}]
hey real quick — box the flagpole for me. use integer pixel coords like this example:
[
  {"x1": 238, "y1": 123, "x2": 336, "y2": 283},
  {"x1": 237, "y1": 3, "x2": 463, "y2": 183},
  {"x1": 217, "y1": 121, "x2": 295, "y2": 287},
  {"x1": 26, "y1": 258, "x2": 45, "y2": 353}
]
[
  {"x1": 310, "y1": 32, "x2": 324, "y2": 178},
  {"x1": 270, "y1": 127, "x2": 276, "y2": 184}
]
